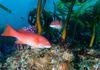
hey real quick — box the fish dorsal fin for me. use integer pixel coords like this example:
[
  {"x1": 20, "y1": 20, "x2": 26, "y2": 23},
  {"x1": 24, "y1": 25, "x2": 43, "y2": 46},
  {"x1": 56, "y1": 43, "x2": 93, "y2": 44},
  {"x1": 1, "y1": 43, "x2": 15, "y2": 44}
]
[
  {"x1": 2, "y1": 24, "x2": 17, "y2": 36},
  {"x1": 18, "y1": 29, "x2": 34, "y2": 34},
  {"x1": 18, "y1": 29, "x2": 28, "y2": 33}
]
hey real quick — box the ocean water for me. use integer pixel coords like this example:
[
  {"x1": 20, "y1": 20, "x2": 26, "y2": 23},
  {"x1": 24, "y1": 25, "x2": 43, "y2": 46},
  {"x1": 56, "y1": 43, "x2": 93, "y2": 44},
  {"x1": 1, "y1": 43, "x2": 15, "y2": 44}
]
[
  {"x1": 0, "y1": 0, "x2": 96, "y2": 31},
  {"x1": 0, "y1": 0, "x2": 59, "y2": 33}
]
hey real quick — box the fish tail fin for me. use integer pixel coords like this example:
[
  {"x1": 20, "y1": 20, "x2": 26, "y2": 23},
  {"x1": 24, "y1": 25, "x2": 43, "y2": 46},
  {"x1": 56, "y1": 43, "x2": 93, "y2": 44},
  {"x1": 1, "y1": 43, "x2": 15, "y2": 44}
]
[{"x1": 2, "y1": 24, "x2": 17, "y2": 36}]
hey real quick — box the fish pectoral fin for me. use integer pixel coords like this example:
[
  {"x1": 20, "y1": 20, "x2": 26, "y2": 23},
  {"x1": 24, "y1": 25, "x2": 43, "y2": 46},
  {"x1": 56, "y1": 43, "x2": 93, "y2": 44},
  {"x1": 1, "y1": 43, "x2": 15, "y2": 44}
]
[{"x1": 15, "y1": 40, "x2": 24, "y2": 44}]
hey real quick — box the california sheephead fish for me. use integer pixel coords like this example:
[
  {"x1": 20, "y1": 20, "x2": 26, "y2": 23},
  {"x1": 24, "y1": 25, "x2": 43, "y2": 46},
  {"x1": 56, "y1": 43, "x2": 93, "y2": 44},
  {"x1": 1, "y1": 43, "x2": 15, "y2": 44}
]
[
  {"x1": 1, "y1": 25, "x2": 51, "y2": 49},
  {"x1": 50, "y1": 20, "x2": 62, "y2": 30}
]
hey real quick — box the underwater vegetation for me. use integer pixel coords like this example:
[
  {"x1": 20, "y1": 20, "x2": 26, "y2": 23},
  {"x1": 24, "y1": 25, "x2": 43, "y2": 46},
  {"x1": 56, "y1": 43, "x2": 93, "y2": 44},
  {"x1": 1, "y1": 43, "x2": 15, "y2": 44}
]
[
  {"x1": 53, "y1": 0, "x2": 100, "y2": 49},
  {"x1": 0, "y1": 36, "x2": 16, "y2": 63},
  {"x1": 0, "y1": 0, "x2": 100, "y2": 70},
  {"x1": 0, "y1": 4, "x2": 12, "y2": 13}
]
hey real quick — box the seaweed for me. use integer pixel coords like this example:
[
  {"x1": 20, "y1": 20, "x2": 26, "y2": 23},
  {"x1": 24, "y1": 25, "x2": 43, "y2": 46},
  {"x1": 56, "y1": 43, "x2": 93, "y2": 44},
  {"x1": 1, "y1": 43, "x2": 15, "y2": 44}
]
[
  {"x1": 61, "y1": 0, "x2": 76, "y2": 41},
  {"x1": 0, "y1": 36, "x2": 16, "y2": 63},
  {"x1": 36, "y1": 0, "x2": 42, "y2": 35},
  {"x1": 0, "y1": 4, "x2": 12, "y2": 13}
]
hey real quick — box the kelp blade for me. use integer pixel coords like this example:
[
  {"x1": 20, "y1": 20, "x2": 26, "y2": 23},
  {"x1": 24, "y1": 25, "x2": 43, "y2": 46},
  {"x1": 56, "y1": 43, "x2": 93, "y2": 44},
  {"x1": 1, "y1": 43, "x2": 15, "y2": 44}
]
[{"x1": 0, "y1": 4, "x2": 12, "y2": 13}]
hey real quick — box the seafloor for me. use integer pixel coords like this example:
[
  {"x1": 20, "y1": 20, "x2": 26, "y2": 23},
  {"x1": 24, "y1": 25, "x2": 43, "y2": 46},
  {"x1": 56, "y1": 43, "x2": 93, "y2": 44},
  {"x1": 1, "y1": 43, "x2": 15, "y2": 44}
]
[
  {"x1": 0, "y1": 25, "x2": 100, "y2": 70},
  {"x1": 0, "y1": 44, "x2": 100, "y2": 70}
]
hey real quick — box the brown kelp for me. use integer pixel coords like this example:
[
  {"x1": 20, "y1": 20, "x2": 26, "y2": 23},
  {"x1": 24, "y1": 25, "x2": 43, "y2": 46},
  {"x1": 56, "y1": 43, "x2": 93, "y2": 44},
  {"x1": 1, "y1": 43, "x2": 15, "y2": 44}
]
[
  {"x1": 0, "y1": 4, "x2": 12, "y2": 13},
  {"x1": 89, "y1": 24, "x2": 96, "y2": 48},
  {"x1": 61, "y1": 0, "x2": 76, "y2": 41},
  {"x1": 28, "y1": 1, "x2": 56, "y2": 43},
  {"x1": 56, "y1": 0, "x2": 98, "y2": 49},
  {"x1": 36, "y1": 0, "x2": 42, "y2": 35},
  {"x1": 28, "y1": 0, "x2": 46, "y2": 26}
]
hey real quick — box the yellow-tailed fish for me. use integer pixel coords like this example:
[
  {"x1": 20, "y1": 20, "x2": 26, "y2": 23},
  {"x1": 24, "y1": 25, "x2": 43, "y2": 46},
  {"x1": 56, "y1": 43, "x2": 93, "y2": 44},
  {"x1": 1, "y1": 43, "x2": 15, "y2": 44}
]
[{"x1": 61, "y1": 0, "x2": 76, "y2": 41}]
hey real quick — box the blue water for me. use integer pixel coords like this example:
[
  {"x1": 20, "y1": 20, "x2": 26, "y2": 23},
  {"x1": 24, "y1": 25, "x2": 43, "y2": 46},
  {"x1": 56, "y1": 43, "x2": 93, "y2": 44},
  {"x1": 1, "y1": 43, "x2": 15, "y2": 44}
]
[
  {"x1": 0, "y1": 0, "x2": 59, "y2": 32},
  {"x1": 0, "y1": 0, "x2": 96, "y2": 33}
]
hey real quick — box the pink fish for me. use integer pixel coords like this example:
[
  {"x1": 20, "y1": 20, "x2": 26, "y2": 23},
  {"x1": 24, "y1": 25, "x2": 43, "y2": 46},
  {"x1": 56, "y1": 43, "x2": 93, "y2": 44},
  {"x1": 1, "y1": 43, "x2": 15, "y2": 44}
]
[
  {"x1": 50, "y1": 20, "x2": 62, "y2": 30},
  {"x1": 1, "y1": 25, "x2": 51, "y2": 49}
]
